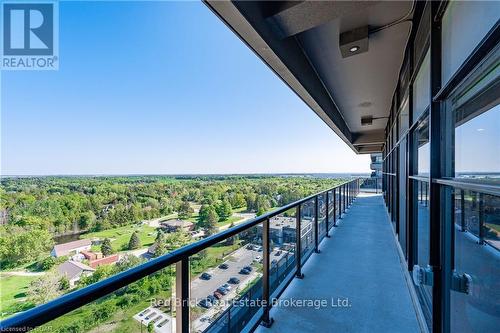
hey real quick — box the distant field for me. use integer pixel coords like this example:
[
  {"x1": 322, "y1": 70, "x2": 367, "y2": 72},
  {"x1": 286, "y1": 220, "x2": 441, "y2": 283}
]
[
  {"x1": 83, "y1": 224, "x2": 157, "y2": 252},
  {"x1": 216, "y1": 215, "x2": 244, "y2": 227}
]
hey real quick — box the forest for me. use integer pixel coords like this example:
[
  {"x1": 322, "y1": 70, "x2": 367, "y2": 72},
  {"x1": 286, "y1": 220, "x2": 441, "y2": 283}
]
[{"x1": 0, "y1": 175, "x2": 344, "y2": 269}]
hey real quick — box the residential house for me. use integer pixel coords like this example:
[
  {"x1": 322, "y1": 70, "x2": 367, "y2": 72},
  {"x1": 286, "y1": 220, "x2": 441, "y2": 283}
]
[{"x1": 51, "y1": 239, "x2": 92, "y2": 258}]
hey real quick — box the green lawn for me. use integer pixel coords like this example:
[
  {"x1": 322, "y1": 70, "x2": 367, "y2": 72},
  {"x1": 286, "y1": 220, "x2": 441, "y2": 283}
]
[
  {"x1": 216, "y1": 215, "x2": 244, "y2": 227},
  {"x1": 190, "y1": 243, "x2": 240, "y2": 277},
  {"x1": 82, "y1": 224, "x2": 157, "y2": 252},
  {"x1": 0, "y1": 275, "x2": 37, "y2": 319}
]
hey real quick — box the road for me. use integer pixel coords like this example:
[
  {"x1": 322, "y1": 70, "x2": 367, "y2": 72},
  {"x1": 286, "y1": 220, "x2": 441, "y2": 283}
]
[{"x1": 0, "y1": 271, "x2": 45, "y2": 277}]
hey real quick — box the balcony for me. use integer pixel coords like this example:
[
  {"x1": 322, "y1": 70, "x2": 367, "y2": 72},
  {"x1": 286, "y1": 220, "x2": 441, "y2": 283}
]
[
  {"x1": 255, "y1": 193, "x2": 421, "y2": 333},
  {"x1": 1, "y1": 179, "x2": 426, "y2": 332}
]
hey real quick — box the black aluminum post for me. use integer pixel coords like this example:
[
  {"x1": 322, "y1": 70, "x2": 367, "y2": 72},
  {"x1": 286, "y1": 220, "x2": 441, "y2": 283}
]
[
  {"x1": 347, "y1": 183, "x2": 350, "y2": 206},
  {"x1": 325, "y1": 191, "x2": 331, "y2": 237},
  {"x1": 333, "y1": 188, "x2": 337, "y2": 227},
  {"x1": 478, "y1": 193, "x2": 485, "y2": 245},
  {"x1": 429, "y1": 2, "x2": 446, "y2": 332},
  {"x1": 314, "y1": 196, "x2": 320, "y2": 253},
  {"x1": 340, "y1": 185, "x2": 343, "y2": 215},
  {"x1": 344, "y1": 185, "x2": 347, "y2": 213},
  {"x1": 460, "y1": 190, "x2": 465, "y2": 232},
  {"x1": 295, "y1": 205, "x2": 304, "y2": 279},
  {"x1": 180, "y1": 258, "x2": 190, "y2": 333},
  {"x1": 261, "y1": 218, "x2": 274, "y2": 327}
]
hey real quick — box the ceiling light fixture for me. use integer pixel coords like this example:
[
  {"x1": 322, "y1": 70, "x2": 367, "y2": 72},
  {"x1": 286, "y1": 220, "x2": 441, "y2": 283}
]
[{"x1": 339, "y1": 26, "x2": 369, "y2": 58}]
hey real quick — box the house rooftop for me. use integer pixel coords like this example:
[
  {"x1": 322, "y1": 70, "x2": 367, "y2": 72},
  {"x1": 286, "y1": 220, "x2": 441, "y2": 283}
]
[
  {"x1": 52, "y1": 239, "x2": 91, "y2": 257},
  {"x1": 57, "y1": 261, "x2": 95, "y2": 281}
]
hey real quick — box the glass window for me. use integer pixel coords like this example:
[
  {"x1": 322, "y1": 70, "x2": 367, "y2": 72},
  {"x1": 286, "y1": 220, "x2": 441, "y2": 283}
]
[
  {"x1": 442, "y1": 1, "x2": 500, "y2": 84},
  {"x1": 452, "y1": 189, "x2": 500, "y2": 332},
  {"x1": 399, "y1": 97, "x2": 410, "y2": 136},
  {"x1": 455, "y1": 104, "x2": 500, "y2": 181},
  {"x1": 416, "y1": 116, "x2": 430, "y2": 177},
  {"x1": 414, "y1": 179, "x2": 432, "y2": 323},
  {"x1": 413, "y1": 50, "x2": 430, "y2": 123}
]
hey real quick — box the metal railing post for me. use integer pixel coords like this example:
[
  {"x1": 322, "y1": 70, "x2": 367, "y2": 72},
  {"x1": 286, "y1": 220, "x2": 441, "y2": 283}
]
[
  {"x1": 460, "y1": 190, "x2": 466, "y2": 232},
  {"x1": 175, "y1": 259, "x2": 190, "y2": 333},
  {"x1": 295, "y1": 204, "x2": 304, "y2": 278},
  {"x1": 314, "y1": 195, "x2": 320, "y2": 253},
  {"x1": 325, "y1": 191, "x2": 331, "y2": 237},
  {"x1": 333, "y1": 188, "x2": 337, "y2": 227},
  {"x1": 343, "y1": 184, "x2": 347, "y2": 213},
  {"x1": 347, "y1": 183, "x2": 349, "y2": 207},
  {"x1": 478, "y1": 193, "x2": 485, "y2": 245},
  {"x1": 261, "y1": 218, "x2": 274, "y2": 327},
  {"x1": 340, "y1": 185, "x2": 344, "y2": 216}
]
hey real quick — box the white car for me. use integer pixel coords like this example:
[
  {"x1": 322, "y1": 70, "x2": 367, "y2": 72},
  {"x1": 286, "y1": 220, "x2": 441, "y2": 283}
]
[{"x1": 254, "y1": 256, "x2": 262, "y2": 262}]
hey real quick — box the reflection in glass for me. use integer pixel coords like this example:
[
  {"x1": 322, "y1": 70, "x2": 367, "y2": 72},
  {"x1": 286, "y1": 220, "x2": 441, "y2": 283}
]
[
  {"x1": 452, "y1": 190, "x2": 500, "y2": 332},
  {"x1": 455, "y1": 104, "x2": 500, "y2": 182},
  {"x1": 416, "y1": 116, "x2": 430, "y2": 176},
  {"x1": 414, "y1": 179, "x2": 432, "y2": 324}
]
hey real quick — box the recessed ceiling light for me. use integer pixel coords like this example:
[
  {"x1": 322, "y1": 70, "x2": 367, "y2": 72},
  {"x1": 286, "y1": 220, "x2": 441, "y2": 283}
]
[{"x1": 350, "y1": 46, "x2": 359, "y2": 52}]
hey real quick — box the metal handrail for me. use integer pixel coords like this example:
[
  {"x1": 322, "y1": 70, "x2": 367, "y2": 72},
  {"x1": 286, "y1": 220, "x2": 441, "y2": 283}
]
[
  {"x1": 433, "y1": 177, "x2": 500, "y2": 197},
  {"x1": 0, "y1": 179, "x2": 362, "y2": 331}
]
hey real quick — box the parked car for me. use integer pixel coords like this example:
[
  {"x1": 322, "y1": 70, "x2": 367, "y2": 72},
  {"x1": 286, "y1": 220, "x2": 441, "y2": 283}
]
[
  {"x1": 207, "y1": 295, "x2": 217, "y2": 304},
  {"x1": 246, "y1": 244, "x2": 254, "y2": 250},
  {"x1": 222, "y1": 283, "x2": 232, "y2": 291},
  {"x1": 219, "y1": 263, "x2": 229, "y2": 269},
  {"x1": 239, "y1": 268, "x2": 250, "y2": 275},
  {"x1": 275, "y1": 250, "x2": 282, "y2": 256},
  {"x1": 243, "y1": 266, "x2": 253, "y2": 272},
  {"x1": 228, "y1": 277, "x2": 240, "y2": 284},
  {"x1": 217, "y1": 287, "x2": 228, "y2": 295},
  {"x1": 253, "y1": 256, "x2": 262, "y2": 262},
  {"x1": 213, "y1": 291, "x2": 223, "y2": 300},
  {"x1": 199, "y1": 298, "x2": 212, "y2": 309},
  {"x1": 201, "y1": 272, "x2": 212, "y2": 280}
]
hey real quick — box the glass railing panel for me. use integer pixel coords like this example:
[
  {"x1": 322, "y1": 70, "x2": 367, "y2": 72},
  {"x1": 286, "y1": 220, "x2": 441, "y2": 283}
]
[
  {"x1": 36, "y1": 261, "x2": 176, "y2": 333},
  {"x1": 191, "y1": 223, "x2": 263, "y2": 333},
  {"x1": 300, "y1": 198, "x2": 316, "y2": 264},
  {"x1": 269, "y1": 208, "x2": 297, "y2": 296},
  {"x1": 318, "y1": 193, "x2": 327, "y2": 242}
]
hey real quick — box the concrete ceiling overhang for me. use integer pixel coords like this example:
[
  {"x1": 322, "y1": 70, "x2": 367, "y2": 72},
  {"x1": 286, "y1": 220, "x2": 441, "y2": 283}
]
[{"x1": 204, "y1": 1, "x2": 414, "y2": 154}]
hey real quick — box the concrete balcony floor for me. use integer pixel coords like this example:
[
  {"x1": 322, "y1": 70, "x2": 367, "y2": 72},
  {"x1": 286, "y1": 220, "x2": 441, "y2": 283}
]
[{"x1": 256, "y1": 193, "x2": 421, "y2": 333}]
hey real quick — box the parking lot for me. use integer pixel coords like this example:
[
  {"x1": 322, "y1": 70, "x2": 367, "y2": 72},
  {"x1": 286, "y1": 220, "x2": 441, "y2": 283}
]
[
  {"x1": 132, "y1": 244, "x2": 291, "y2": 333},
  {"x1": 191, "y1": 245, "x2": 262, "y2": 300}
]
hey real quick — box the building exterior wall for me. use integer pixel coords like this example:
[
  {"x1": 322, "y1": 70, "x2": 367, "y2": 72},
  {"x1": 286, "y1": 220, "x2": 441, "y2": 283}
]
[{"x1": 382, "y1": 2, "x2": 499, "y2": 332}]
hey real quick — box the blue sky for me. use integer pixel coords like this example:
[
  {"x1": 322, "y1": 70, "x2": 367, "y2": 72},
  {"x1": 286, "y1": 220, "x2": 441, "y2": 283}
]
[{"x1": 0, "y1": 1, "x2": 370, "y2": 175}]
